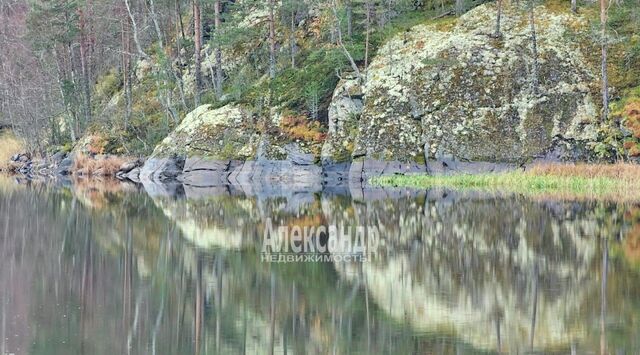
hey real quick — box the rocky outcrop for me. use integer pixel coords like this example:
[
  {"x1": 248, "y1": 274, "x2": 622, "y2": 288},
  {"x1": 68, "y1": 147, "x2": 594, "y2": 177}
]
[
  {"x1": 321, "y1": 76, "x2": 363, "y2": 166},
  {"x1": 140, "y1": 103, "x2": 325, "y2": 188},
  {"x1": 355, "y1": 3, "x2": 600, "y2": 173},
  {"x1": 139, "y1": 3, "x2": 610, "y2": 186}
]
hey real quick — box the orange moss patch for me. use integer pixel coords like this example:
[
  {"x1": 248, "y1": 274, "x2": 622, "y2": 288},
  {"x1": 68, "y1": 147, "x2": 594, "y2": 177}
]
[
  {"x1": 280, "y1": 115, "x2": 326, "y2": 143},
  {"x1": 623, "y1": 100, "x2": 640, "y2": 139},
  {"x1": 73, "y1": 154, "x2": 131, "y2": 177},
  {"x1": 75, "y1": 134, "x2": 110, "y2": 155}
]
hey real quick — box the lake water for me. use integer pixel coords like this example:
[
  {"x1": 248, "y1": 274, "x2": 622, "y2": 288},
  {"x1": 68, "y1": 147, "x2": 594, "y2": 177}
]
[{"x1": 1, "y1": 176, "x2": 639, "y2": 354}]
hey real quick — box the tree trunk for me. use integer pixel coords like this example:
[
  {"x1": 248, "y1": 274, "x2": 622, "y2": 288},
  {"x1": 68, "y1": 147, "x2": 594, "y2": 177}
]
[
  {"x1": 53, "y1": 46, "x2": 77, "y2": 143},
  {"x1": 175, "y1": 0, "x2": 186, "y2": 42},
  {"x1": 79, "y1": 35, "x2": 92, "y2": 125},
  {"x1": 495, "y1": 0, "x2": 502, "y2": 37},
  {"x1": 331, "y1": 0, "x2": 361, "y2": 81},
  {"x1": 571, "y1": 0, "x2": 577, "y2": 14},
  {"x1": 121, "y1": 20, "x2": 132, "y2": 129},
  {"x1": 290, "y1": 3, "x2": 296, "y2": 69},
  {"x1": 173, "y1": 0, "x2": 188, "y2": 111},
  {"x1": 67, "y1": 42, "x2": 82, "y2": 135},
  {"x1": 149, "y1": 0, "x2": 165, "y2": 48},
  {"x1": 78, "y1": 8, "x2": 92, "y2": 126},
  {"x1": 346, "y1": 0, "x2": 353, "y2": 38},
  {"x1": 456, "y1": 0, "x2": 464, "y2": 16},
  {"x1": 193, "y1": 0, "x2": 202, "y2": 106},
  {"x1": 600, "y1": 0, "x2": 609, "y2": 121},
  {"x1": 124, "y1": 0, "x2": 148, "y2": 58},
  {"x1": 364, "y1": 0, "x2": 372, "y2": 79},
  {"x1": 268, "y1": 0, "x2": 276, "y2": 79},
  {"x1": 529, "y1": 2, "x2": 539, "y2": 96},
  {"x1": 214, "y1": 0, "x2": 223, "y2": 98}
]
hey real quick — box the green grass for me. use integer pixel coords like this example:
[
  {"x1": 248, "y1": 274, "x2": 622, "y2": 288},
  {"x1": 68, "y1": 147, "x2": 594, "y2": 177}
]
[{"x1": 370, "y1": 171, "x2": 633, "y2": 198}]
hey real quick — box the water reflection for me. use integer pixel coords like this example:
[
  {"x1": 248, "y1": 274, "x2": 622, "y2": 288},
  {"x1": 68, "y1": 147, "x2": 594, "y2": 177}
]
[{"x1": 1, "y1": 176, "x2": 640, "y2": 354}]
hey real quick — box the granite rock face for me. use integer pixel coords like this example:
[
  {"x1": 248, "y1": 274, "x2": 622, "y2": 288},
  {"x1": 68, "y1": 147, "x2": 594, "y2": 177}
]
[
  {"x1": 355, "y1": 3, "x2": 599, "y2": 169},
  {"x1": 321, "y1": 76, "x2": 363, "y2": 166}
]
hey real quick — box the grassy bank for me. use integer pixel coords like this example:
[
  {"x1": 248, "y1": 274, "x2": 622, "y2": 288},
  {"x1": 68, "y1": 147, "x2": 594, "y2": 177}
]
[{"x1": 371, "y1": 164, "x2": 640, "y2": 201}]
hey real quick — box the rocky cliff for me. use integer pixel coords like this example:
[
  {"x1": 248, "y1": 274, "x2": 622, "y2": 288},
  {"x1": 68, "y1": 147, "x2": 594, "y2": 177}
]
[
  {"x1": 355, "y1": 3, "x2": 600, "y2": 172},
  {"x1": 136, "y1": 3, "x2": 613, "y2": 186}
]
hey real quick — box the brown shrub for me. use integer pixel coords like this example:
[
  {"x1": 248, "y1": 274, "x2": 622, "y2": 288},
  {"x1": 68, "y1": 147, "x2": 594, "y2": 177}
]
[
  {"x1": 624, "y1": 101, "x2": 640, "y2": 139},
  {"x1": 280, "y1": 115, "x2": 326, "y2": 143},
  {"x1": 73, "y1": 154, "x2": 130, "y2": 177},
  {"x1": 0, "y1": 131, "x2": 25, "y2": 171}
]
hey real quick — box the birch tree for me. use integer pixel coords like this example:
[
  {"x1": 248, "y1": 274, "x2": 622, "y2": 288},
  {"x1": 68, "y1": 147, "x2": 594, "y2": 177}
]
[
  {"x1": 193, "y1": 0, "x2": 202, "y2": 106},
  {"x1": 528, "y1": 0, "x2": 539, "y2": 96},
  {"x1": 331, "y1": 0, "x2": 361, "y2": 81}
]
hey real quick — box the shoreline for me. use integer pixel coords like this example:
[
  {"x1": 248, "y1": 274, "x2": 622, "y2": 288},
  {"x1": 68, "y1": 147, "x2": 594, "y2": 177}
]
[
  {"x1": 5, "y1": 153, "x2": 640, "y2": 202},
  {"x1": 370, "y1": 163, "x2": 640, "y2": 202}
]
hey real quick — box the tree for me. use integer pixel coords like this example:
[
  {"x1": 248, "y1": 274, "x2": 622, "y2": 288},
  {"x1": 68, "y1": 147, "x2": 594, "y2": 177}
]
[
  {"x1": 123, "y1": 0, "x2": 147, "y2": 58},
  {"x1": 77, "y1": 2, "x2": 93, "y2": 126},
  {"x1": 346, "y1": 0, "x2": 353, "y2": 38},
  {"x1": 528, "y1": 0, "x2": 539, "y2": 96},
  {"x1": 27, "y1": 0, "x2": 82, "y2": 142},
  {"x1": 268, "y1": 0, "x2": 276, "y2": 79},
  {"x1": 571, "y1": 0, "x2": 577, "y2": 14},
  {"x1": 600, "y1": 0, "x2": 609, "y2": 121},
  {"x1": 331, "y1": 0, "x2": 361, "y2": 81},
  {"x1": 193, "y1": 0, "x2": 202, "y2": 106},
  {"x1": 455, "y1": 0, "x2": 464, "y2": 16},
  {"x1": 364, "y1": 0, "x2": 372, "y2": 73},
  {"x1": 282, "y1": 0, "x2": 299, "y2": 69},
  {"x1": 213, "y1": 0, "x2": 223, "y2": 98},
  {"x1": 495, "y1": 0, "x2": 502, "y2": 37},
  {"x1": 121, "y1": 11, "x2": 132, "y2": 128}
]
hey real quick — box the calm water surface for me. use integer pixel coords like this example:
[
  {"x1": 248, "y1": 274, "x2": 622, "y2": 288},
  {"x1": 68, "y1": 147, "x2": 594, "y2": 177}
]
[{"x1": 1, "y1": 176, "x2": 640, "y2": 354}]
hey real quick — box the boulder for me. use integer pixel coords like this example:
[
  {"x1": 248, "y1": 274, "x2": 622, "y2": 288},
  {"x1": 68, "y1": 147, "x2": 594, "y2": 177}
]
[
  {"x1": 354, "y1": 3, "x2": 600, "y2": 170},
  {"x1": 140, "y1": 156, "x2": 185, "y2": 183},
  {"x1": 119, "y1": 159, "x2": 143, "y2": 174},
  {"x1": 57, "y1": 156, "x2": 74, "y2": 176},
  {"x1": 50, "y1": 151, "x2": 67, "y2": 165},
  {"x1": 321, "y1": 76, "x2": 363, "y2": 166},
  {"x1": 144, "y1": 103, "x2": 325, "y2": 186}
]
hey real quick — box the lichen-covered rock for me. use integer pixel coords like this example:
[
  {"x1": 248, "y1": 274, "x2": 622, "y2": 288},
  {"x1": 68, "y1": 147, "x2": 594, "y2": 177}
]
[
  {"x1": 355, "y1": 3, "x2": 600, "y2": 166},
  {"x1": 152, "y1": 104, "x2": 259, "y2": 159},
  {"x1": 144, "y1": 103, "x2": 325, "y2": 185},
  {"x1": 321, "y1": 76, "x2": 363, "y2": 165}
]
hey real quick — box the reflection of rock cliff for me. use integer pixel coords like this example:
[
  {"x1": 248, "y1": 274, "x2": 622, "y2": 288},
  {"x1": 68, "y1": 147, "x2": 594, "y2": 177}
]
[
  {"x1": 151, "y1": 186, "x2": 325, "y2": 250},
  {"x1": 327, "y1": 191, "x2": 612, "y2": 353}
]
